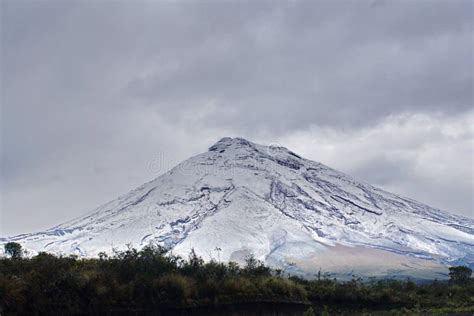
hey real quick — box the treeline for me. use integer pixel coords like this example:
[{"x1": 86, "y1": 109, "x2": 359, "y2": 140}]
[{"x1": 1, "y1": 242, "x2": 473, "y2": 315}]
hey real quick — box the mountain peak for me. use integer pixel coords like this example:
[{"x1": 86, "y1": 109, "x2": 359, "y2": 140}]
[
  {"x1": 208, "y1": 137, "x2": 255, "y2": 152},
  {"x1": 209, "y1": 137, "x2": 295, "y2": 154}
]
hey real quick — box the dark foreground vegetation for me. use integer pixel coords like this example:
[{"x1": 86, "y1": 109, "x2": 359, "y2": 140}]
[{"x1": 1, "y1": 242, "x2": 473, "y2": 315}]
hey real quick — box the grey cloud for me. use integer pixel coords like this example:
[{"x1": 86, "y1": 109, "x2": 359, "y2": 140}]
[
  {"x1": 121, "y1": 1, "x2": 472, "y2": 131},
  {"x1": 1, "y1": 0, "x2": 473, "y2": 235},
  {"x1": 350, "y1": 156, "x2": 414, "y2": 187}
]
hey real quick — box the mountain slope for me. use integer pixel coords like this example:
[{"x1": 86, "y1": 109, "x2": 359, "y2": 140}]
[{"x1": 2, "y1": 137, "x2": 473, "y2": 278}]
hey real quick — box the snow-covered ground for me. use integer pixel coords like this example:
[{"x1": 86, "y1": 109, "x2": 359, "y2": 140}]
[{"x1": 2, "y1": 137, "x2": 473, "y2": 278}]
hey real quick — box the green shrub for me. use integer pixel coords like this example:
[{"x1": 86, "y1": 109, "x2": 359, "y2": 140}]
[{"x1": 153, "y1": 274, "x2": 194, "y2": 304}]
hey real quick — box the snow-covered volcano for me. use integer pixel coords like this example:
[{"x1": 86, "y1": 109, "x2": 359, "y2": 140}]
[{"x1": 2, "y1": 137, "x2": 473, "y2": 278}]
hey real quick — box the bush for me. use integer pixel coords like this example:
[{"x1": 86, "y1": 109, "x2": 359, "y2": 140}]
[
  {"x1": 449, "y1": 266, "x2": 472, "y2": 285},
  {"x1": 153, "y1": 274, "x2": 194, "y2": 304},
  {"x1": 4, "y1": 242, "x2": 23, "y2": 259}
]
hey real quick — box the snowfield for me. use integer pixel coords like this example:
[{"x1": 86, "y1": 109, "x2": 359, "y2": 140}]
[{"x1": 2, "y1": 137, "x2": 473, "y2": 278}]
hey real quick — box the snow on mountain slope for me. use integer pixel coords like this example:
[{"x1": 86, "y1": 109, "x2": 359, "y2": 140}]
[{"x1": 2, "y1": 137, "x2": 473, "y2": 278}]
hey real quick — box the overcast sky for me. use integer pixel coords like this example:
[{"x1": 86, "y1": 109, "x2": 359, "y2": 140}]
[{"x1": 1, "y1": 0, "x2": 473, "y2": 236}]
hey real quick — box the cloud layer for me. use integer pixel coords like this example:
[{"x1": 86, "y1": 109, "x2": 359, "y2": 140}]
[{"x1": 1, "y1": 0, "x2": 473, "y2": 235}]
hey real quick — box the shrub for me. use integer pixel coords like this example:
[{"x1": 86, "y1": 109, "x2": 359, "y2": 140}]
[
  {"x1": 152, "y1": 274, "x2": 194, "y2": 305},
  {"x1": 4, "y1": 242, "x2": 23, "y2": 259},
  {"x1": 449, "y1": 266, "x2": 472, "y2": 285}
]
